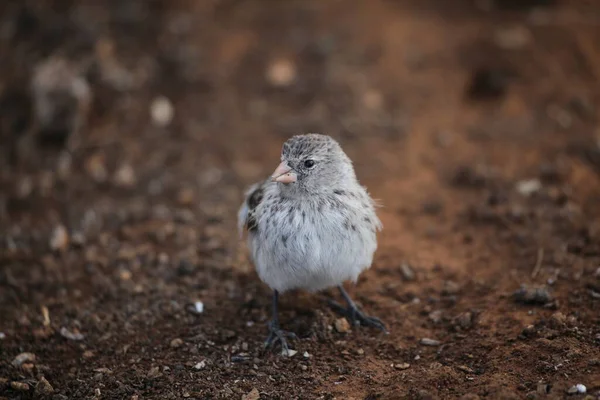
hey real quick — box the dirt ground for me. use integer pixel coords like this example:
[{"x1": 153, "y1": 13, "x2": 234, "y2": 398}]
[{"x1": 1, "y1": 0, "x2": 600, "y2": 399}]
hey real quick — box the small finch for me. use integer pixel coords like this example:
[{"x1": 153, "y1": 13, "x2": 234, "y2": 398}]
[{"x1": 238, "y1": 133, "x2": 386, "y2": 353}]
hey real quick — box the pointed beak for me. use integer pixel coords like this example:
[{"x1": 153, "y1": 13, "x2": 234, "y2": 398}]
[{"x1": 271, "y1": 161, "x2": 297, "y2": 184}]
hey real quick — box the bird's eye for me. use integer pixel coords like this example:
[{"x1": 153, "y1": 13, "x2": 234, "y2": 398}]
[{"x1": 304, "y1": 159, "x2": 316, "y2": 169}]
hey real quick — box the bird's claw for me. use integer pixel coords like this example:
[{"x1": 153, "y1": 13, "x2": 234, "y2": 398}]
[
  {"x1": 264, "y1": 320, "x2": 296, "y2": 354},
  {"x1": 327, "y1": 299, "x2": 389, "y2": 334}
]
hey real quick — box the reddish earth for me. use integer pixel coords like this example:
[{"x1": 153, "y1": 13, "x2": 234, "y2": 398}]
[{"x1": 1, "y1": 1, "x2": 600, "y2": 399}]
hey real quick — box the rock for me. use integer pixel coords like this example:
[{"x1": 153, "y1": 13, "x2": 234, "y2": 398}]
[
  {"x1": 303, "y1": 351, "x2": 310, "y2": 358},
  {"x1": 334, "y1": 318, "x2": 351, "y2": 333},
  {"x1": 150, "y1": 96, "x2": 174, "y2": 127},
  {"x1": 11, "y1": 381, "x2": 30, "y2": 391},
  {"x1": 513, "y1": 285, "x2": 553, "y2": 305},
  {"x1": 82, "y1": 350, "x2": 94, "y2": 359},
  {"x1": 456, "y1": 312, "x2": 474, "y2": 329},
  {"x1": 420, "y1": 338, "x2": 441, "y2": 346},
  {"x1": 281, "y1": 348, "x2": 297, "y2": 357},
  {"x1": 429, "y1": 310, "x2": 443, "y2": 324},
  {"x1": 146, "y1": 366, "x2": 161, "y2": 379},
  {"x1": 443, "y1": 280, "x2": 460, "y2": 295},
  {"x1": 12, "y1": 352, "x2": 36, "y2": 367},
  {"x1": 193, "y1": 360, "x2": 206, "y2": 370},
  {"x1": 242, "y1": 388, "x2": 260, "y2": 400},
  {"x1": 113, "y1": 164, "x2": 136, "y2": 188},
  {"x1": 59, "y1": 327, "x2": 84, "y2": 341},
  {"x1": 35, "y1": 376, "x2": 54, "y2": 396},
  {"x1": 394, "y1": 363, "x2": 410, "y2": 370},
  {"x1": 266, "y1": 58, "x2": 297, "y2": 87},
  {"x1": 49, "y1": 225, "x2": 69, "y2": 252},
  {"x1": 567, "y1": 384, "x2": 586, "y2": 395},
  {"x1": 516, "y1": 179, "x2": 542, "y2": 197},
  {"x1": 170, "y1": 338, "x2": 183, "y2": 348},
  {"x1": 192, "y1": 301, "x2": 204, "y2": 314},
  {"x1": 71, "y1": 231, "x2": 86, "y2": 247},
  {"x1": 0, "y1": 332, "x2": 5, "y2": 339},
  {"x1": 457, "y1": 365, "x2": 474, "y2": 373},
  {"x1": 549, "y1": 312, "x2": 567, "y2": 327},
  {"x1": 400, "y1": 263, "x2": 416, "y2": 281}
]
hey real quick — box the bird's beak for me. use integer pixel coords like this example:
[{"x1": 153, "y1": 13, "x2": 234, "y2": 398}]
[{"x1": 271, "y1": 161, "x2": 297, "y2": 183}]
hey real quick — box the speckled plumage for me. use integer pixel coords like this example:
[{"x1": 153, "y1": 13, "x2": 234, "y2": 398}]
[
  {"x1": 238, "y1": 133, "x2": 386, "y2": 352},
  {"x1": 238, "y1": 133, "x2": 382, "y2": 293}
]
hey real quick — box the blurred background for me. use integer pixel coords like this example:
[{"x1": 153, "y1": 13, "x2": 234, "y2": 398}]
[{"x1": 1, "y1": 0, "x2": 599, "y2": 399}]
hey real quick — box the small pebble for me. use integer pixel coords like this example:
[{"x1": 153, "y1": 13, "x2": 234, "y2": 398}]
[
  {"x1": 266, "y1": 58, "x2": 297, "y2": 87},
  {"x1": 303, "y1": 351, "x2": 310, "y2": 358},
  {"x1": 193, "y1": 301, "x2": 204, "y2": 314},
  {"x1": 170, "y1": 338, "x2": 183, "y2": 348},
  {"x1": 567, "y1": 384, "x2": 586, "y2": 394},
  {"x1": 35, "y1": 376, "x2": 54, "y2": 396},
  {"x1": 83, "y1": 351, "x2": 94, "y2": 359},
  {"x1": 281, "y1": 348, "x2": 297, "y2": 357},
  {"x1": 420, "y1": 338, "x2": 441, "y2": 346},
  {"x1": 113, "y1": 164, "x2": 136, "y2": 188},
  {"x1": 12, "y1": 352, "x2": 36, "y2": 367},
  {"x1": 11, "y1": 381, "x2": 30, "y2": 391},
  {"x1": 242, "y1": 388, "x2": 260, "y2": 400},
  {"x1": 513, "y1": 285, "x2": 553, "y2": 305},
  {"x1": 400, "y1": 263, "x2": 416, "y2": 281},
  {"x1": 334, "y1": 318, "x2": 351, "y2": 333},
  {"x1": 193, "y1": 360, "x2": 206, "y2": 370},
  {"x1": 456, "y1": 312, "x2": 474, "y2": 329},
  {"x1": 50, "y1": 225, "x2": 69, "y2": 251},
  {"x1": 516, "y1": 179, "x2": 542, "y2": 197},
  {"x1": 443, "y1": 280, "x2": 460, "y2": 295},
  {"x1": 0, "y1": 332, "x2": 5, "y2": 339},
  {"x1": 394, "y1": 363, "x2": 410, "y2": 370},
  {"x1": 60, "y1": 327, "x2": 84, "y2": 341},
  {"x1": 150, "y1": 96, "x2": 174, "y2": 127}
]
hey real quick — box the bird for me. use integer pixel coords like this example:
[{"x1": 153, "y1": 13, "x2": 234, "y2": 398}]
[{"x1": 238, "y1": 133, "x2": 386, "y2": 353}]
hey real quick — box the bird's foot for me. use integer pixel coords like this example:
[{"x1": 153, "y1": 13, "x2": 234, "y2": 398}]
[
  {"x1": 264, "y1": 319, "x2": 297, "y2": 355},
  {"x1": 328, "y1": 299, "x2": 388, "y2": 333}
]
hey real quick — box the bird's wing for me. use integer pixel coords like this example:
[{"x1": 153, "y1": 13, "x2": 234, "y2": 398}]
[{"x1": 237, "y1": 180, "x2": 266, "y2": 239}]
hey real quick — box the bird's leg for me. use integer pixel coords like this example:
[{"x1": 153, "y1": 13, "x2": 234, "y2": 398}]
[
  {"x1": 264, "y1": 290, "x2": 297, "y2": 354},
  {"x1": 328, "y1": 285, "x2": 388, "y2": 333}
]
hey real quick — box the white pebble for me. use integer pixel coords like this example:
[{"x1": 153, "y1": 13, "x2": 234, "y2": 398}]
[
  {"x1": 303, "y1": 351, "x2": 310, "y2": 359},
  {"x1": 193, "y1": 301, "x2": 204, "y2": 314},
  {"x1": 575, "y1": 384, "x2": 586, "y2": 394},
  {"x1": 193, "y1": 360, "x2": 206, "y2": 370},
  {"x1": 150, "y1": 96, "x2": 174, "y2": 127},
  {"x1": 281, "y1": 348, "x2": 297, "y2": 357},
  {"x1": 50, "y1": 225, "x2": 69, "y2": 251},
  {"x1": 113, "y1": 164, "x2": 136, "y2": 188},
  {"x1": 516, "y1": 179, "x2": 542, "y2": 197},
  {"x1": 0, "y1": 332, "x2": 5, "y2": 339}
]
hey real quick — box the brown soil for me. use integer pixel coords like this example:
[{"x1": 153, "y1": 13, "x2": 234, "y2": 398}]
[{"x1": 1, "y1": 1, "x2": 600, "y2": 399}]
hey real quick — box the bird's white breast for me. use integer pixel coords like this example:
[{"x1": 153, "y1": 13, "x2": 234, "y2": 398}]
[{"x1": 248, "y1": 185, "x2": 379, "y2": 293}]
